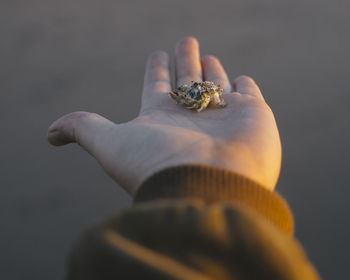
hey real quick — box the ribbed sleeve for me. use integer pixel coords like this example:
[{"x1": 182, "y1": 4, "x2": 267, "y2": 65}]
[{"x1": 134, "y1": 165, "x2": 294, "y2": 235}]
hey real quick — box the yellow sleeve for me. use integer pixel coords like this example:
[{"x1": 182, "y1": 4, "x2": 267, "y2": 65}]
[{"x1": 68, "y1": 165, "x2": 320, "y2": 280}]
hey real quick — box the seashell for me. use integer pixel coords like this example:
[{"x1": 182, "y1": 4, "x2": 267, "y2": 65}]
[{"x1": 169, "y1": 81, "x2": 226, "y2": 112}]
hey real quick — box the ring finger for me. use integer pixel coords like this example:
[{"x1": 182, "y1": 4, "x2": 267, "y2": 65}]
[{"x1": 201, "y1": 55, "x2": 232, "y2": 94}]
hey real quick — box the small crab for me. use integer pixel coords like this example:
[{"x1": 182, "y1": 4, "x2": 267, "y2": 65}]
[{"x1": 168, "y1": 81, "x2": 227, "y2": 112}]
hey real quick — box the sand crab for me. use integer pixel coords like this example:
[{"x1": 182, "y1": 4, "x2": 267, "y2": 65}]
[{"x1": 168, "y1": 81, "x2": 227, "y2": 112}]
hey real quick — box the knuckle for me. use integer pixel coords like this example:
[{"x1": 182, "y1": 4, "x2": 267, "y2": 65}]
[{"x1": 145, "y1": 80, "x2": 170, "y2": 92}]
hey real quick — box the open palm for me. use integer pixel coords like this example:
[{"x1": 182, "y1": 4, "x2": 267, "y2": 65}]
[{"x1": 48, "y1": 37, "x2": 281, "y2": 196}]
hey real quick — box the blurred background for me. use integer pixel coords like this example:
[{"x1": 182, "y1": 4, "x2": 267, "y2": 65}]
[{"x1": 1, "y1": 0, "x2": 349, "y2": 279}]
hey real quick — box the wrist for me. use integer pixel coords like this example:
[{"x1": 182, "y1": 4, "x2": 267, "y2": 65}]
[
  {"x1": 133, "y1": 147, "x2": 280, "y2": 195},
  {"x1": 134, "y1": 164, "x2": 293, "y2": 234}
]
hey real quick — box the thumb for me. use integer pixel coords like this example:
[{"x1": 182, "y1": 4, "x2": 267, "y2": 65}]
[{"x1": 47, "y1": 111, "x2": 115, "y2": 152}]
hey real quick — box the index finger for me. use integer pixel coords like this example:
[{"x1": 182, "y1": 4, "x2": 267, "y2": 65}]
[{"x1": 141, "y1": 51, "x2": 171, "y2": 108}]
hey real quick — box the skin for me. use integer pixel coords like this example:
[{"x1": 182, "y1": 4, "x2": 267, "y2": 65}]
[{"x1": 47, "y1": 37, "x2": 281, "y2": 196}]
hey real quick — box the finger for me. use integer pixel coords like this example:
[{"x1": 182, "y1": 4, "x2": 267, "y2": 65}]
[
  {"x1": 175, "y1": 37, "x2": 202, "y2": 87},
  {"x1": 47, "y1": 112, "x2": 115, "y2": 155},
  {"x1": 142, "y1": 50, "x2": 171, "y2": 102},
  {"x1": 233, "y1": 75, "x2": 264, "y2": 100},
  {"x1": 201, "y1": 55, "x2": 232, "y2": 94}
]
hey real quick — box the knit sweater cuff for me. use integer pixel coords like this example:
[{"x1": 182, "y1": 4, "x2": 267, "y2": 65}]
[{"x1": 134, "y1": 165, "x2": 294, "y2": 235}]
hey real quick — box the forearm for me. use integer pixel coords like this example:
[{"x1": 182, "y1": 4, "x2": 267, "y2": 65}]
[
  {"x1": 68, "y1": 165, "x2": 320, "y2": 280},
  {"x1": 135, "y1": 165, "x2": 292, "y2": 234}
]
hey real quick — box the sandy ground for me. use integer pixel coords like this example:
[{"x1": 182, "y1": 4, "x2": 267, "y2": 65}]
[{"x1": 1, "y1": 0, "x2": 349, "y2": 279}]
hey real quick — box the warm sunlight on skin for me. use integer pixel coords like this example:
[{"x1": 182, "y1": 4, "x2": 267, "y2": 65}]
[{"x1": 47, "y1": 37, "x2": 281, "y2": 196}]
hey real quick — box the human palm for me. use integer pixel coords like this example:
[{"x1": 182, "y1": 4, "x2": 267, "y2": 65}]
[{"x1": 48, "y1": 37, "x2": 281, "y2": 195}]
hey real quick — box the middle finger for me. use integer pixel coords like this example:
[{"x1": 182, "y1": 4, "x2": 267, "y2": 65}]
[{"x1": 175, "y1": 37, "x2": 202, "y2": 87}]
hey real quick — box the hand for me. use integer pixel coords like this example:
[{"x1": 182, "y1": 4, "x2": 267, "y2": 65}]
[{"x1": 47, "y1": 37, "x2": 281, "y2": 196}]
